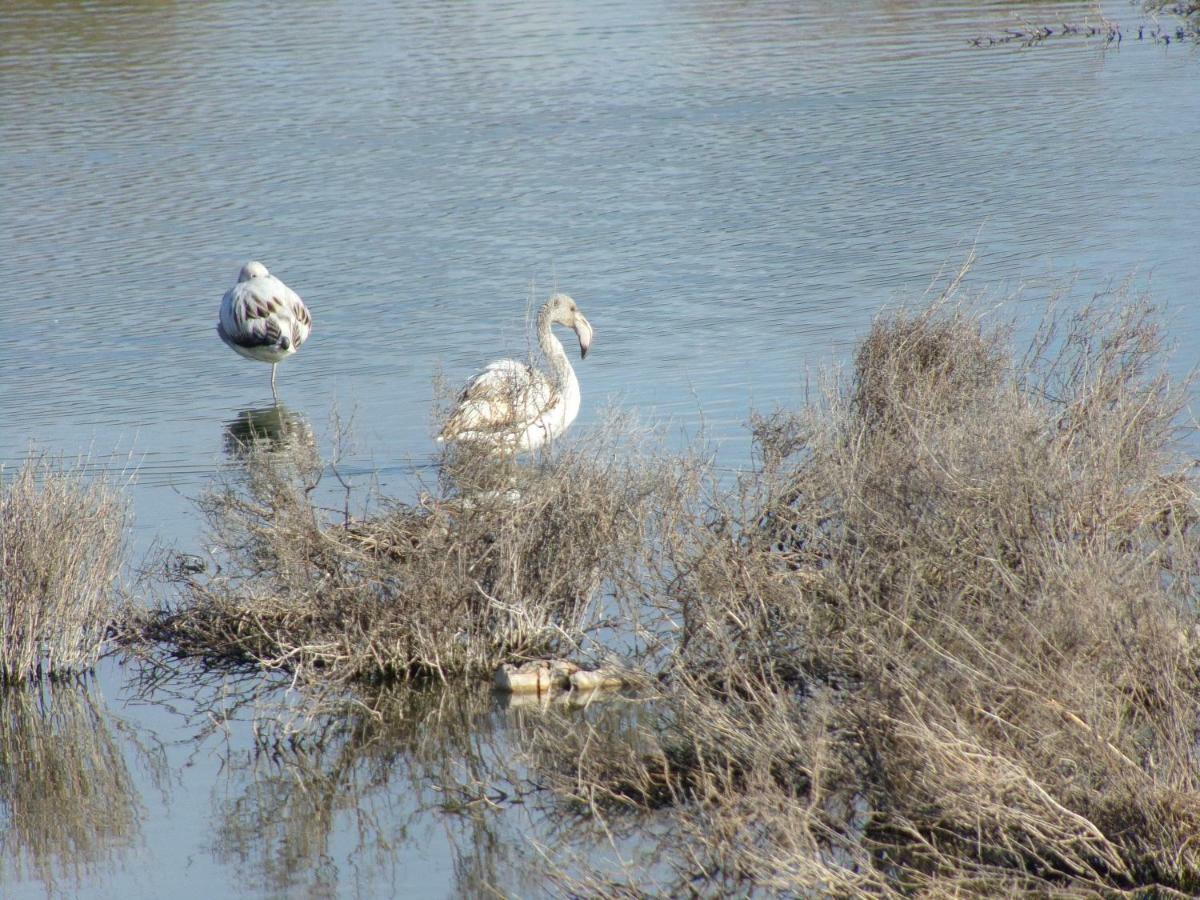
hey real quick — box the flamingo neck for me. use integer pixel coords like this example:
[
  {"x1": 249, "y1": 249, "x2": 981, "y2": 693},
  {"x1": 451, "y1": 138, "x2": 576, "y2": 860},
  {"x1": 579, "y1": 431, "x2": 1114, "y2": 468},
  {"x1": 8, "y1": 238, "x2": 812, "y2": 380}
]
[{"x1": 537, "y1": 306, "x2": 573, "y2": 388}]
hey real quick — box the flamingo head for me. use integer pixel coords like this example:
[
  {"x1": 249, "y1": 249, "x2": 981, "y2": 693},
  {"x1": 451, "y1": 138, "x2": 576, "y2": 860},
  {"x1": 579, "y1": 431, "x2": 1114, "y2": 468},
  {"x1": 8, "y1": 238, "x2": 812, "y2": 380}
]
[
  {"x1": 547, "y1": 293, "x2": 593, "y2": 359},
  {"x1": 237, "y1": 260, "x2": 270, "y2": 282}
]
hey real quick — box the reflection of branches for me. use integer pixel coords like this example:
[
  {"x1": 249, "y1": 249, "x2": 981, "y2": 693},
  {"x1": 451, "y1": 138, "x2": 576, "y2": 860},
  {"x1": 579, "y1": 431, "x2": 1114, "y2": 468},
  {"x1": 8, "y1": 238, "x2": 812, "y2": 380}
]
[
  {"x1": 207, "y1": 685, "x2": 534, "y2": 898},
  {"x1": 122, "y1": 651, "x2": 680, "y2": 897},
  {"x1": 502, "y1": 694, "x2": 697, "y2": 896},
  {"x1": 0, "y1": 682, "x2": 143, "y2": 892},
  {"x1": 203, "y1": 682, "x2": 678, "y2": 899},
  {"x1": 120, "y1": 653, "x2": 294, "y2": 773}
]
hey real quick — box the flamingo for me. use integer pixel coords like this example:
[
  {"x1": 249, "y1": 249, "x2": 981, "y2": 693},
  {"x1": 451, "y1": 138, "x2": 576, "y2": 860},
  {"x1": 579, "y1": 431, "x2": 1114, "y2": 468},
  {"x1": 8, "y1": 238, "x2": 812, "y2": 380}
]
[
  {"x1": 439, "y1": 293, "x2": 593, "y2": 453},
  {"x1": 217, "y1": 261, "x2": 311, "y2": 399}
]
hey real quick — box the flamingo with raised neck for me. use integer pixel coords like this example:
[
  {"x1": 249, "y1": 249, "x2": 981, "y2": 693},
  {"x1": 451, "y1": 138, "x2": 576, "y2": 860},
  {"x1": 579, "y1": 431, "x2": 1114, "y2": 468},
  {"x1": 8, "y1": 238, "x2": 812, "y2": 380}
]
[{"x1": 438, "y1": 293, "x2": 594, "y2": 453}]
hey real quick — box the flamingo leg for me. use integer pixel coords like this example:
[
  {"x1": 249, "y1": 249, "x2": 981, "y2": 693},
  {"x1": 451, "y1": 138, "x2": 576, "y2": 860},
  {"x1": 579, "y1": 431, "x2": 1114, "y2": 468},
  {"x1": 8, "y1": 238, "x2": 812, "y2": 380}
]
[{"x1": 270, "y1": 363, "x2": 278, "y2": 401}]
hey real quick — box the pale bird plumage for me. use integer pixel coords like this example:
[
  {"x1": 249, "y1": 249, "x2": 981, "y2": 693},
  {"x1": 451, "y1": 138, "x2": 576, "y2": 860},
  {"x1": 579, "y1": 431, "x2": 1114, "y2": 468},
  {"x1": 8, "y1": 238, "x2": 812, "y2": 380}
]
[
  {"x1": 217, "y1": 260, "x2": 312, "y2": 399},
  {"x1": 439, "y1": 293, "x2": 593, "y2": 454}
]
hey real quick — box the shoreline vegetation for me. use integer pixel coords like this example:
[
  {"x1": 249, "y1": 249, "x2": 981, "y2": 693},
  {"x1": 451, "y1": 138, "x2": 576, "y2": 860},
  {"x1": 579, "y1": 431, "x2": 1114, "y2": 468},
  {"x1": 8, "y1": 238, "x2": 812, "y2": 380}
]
[{"x1": 7, "y1": 270, "x2": 1200, "y2": 893}]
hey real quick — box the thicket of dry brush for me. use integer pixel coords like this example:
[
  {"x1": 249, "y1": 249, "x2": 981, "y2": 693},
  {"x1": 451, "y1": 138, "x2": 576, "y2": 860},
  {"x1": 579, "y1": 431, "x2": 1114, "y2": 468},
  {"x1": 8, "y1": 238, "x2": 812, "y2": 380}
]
[
  {"x1": 538, "y1": 288, "x2": 1200, "y2": 896},
  {"x1": 130, "y1": 277, "x2": 1200, "y2": 895},
  {"x1": 136, "y1": 417, "x2": 681, "y2": 687},
  {"x1": 0, "y1": 457, "x2": 127, "y2": 682}
]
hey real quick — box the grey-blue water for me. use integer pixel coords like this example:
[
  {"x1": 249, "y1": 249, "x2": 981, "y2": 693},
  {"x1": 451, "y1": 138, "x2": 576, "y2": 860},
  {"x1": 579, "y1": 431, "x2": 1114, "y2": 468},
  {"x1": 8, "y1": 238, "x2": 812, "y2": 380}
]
[{"x1": 1, "y1": 1, "x2": 1198, "y2": 896}]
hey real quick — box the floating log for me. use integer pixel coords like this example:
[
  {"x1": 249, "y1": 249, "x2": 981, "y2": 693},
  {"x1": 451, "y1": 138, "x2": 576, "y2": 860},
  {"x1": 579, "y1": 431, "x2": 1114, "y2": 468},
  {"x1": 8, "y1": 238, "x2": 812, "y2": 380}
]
[
  {"x1": 569, "y1": 667, "x2": 625, "y2": 691},
  {"x1": 493, "y1": 660, "x2": 628, "y2": 695},
  {"x1": 493, "y1": 659, "x2": 579, "y2": 694}
]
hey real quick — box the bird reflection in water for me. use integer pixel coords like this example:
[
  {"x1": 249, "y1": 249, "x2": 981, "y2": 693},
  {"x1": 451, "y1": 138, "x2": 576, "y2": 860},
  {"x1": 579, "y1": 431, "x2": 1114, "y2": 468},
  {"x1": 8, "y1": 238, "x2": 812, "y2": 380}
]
[{"x1": 222, "y1": 403, "x2": 316, "y2": 462}]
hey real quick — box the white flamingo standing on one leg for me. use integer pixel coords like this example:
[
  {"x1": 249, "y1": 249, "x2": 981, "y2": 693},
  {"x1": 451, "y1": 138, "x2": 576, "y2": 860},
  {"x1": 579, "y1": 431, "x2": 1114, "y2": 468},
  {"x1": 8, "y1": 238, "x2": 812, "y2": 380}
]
[{"x1": 217, "y1": 261, "x2": 312, "y2": 400}]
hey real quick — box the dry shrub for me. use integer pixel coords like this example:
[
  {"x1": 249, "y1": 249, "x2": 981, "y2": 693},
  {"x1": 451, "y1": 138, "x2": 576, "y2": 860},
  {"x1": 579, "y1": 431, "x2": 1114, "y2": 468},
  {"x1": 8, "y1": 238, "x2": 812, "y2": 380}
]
[
  {"x1": 555, "y1": 285, "x2": 1200, "y2": 896},
  {"x1": 124, "y1": 270, "x2": 1200, "y2": 894},
  {"x1": 850, "y1": 295, "x2": 1008, "y2": 434},
  {"x1": 0, "y1": 456, "x2": 128, "y2": 681},
  {"x1": 139, "y1": 413, "x2": 677, "y2": 687}
]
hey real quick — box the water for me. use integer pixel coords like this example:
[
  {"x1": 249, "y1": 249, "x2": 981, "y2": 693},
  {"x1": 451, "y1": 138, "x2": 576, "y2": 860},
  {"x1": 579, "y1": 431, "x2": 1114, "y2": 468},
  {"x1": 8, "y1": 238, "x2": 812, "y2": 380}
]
[{"x1": 1, "y1": 0, "x2": 1198, "y2": 895}]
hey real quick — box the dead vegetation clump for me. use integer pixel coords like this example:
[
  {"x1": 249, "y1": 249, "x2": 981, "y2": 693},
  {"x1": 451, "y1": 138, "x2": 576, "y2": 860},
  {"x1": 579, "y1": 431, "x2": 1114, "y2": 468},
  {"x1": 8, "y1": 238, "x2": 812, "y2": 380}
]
[
  {"x1": 540, "y1": 287, "x2": 1200, "y2": 896},
  {"x1": 137, "y1": 415, "x2": 677, "y2": 688},
  {"x1": 0, "y1": 456, "x2": 128, "y2": 682},
  {"x1": 120, "y1": 270, "x2": 1200, "y2": 893}
]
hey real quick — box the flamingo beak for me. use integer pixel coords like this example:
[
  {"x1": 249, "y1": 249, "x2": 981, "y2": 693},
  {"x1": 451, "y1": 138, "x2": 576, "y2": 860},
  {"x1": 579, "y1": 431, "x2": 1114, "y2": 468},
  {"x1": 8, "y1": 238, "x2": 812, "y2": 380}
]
[{"x1": 574, "y1": 314, "x2": 593, "y2": 359}]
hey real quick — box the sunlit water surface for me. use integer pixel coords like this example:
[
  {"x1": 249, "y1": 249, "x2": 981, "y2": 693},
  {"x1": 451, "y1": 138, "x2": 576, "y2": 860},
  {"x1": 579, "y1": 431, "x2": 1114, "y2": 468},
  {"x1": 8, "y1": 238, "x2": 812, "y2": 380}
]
[{"x1": 1, "y1": 0, "x2": 1198, "y2": 896}]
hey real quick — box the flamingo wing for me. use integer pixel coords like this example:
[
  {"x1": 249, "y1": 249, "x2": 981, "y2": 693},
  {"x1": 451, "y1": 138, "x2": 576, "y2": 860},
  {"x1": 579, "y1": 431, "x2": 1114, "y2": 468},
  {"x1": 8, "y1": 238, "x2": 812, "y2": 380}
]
[
  {"x1": 219, "y1": 275, "x2": 311, "y2": 354},
  {"x1": 440, "y1": 359, "x2": 557, "y2": 443}
]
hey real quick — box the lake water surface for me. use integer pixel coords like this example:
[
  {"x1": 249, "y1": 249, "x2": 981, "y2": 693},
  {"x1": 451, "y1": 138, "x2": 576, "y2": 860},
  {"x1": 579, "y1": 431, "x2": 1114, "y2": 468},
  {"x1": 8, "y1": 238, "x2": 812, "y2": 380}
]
[{"x1": 2, "y1": 1, "x2": 1198, "y2": 896}]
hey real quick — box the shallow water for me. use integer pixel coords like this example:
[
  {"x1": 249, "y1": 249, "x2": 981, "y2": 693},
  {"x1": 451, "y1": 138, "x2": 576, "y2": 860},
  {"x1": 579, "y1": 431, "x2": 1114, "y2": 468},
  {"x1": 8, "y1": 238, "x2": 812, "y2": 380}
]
[{"x1": 2, "y1": 0, "x2": 1199, "y2": 896}]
